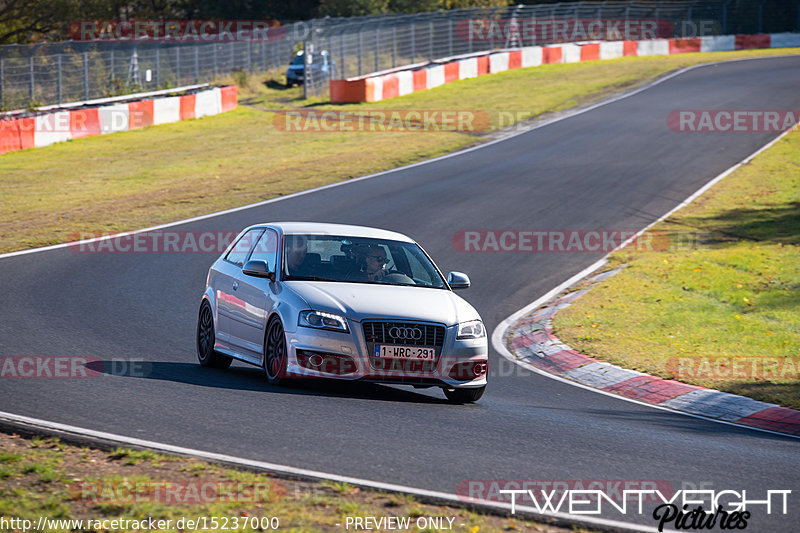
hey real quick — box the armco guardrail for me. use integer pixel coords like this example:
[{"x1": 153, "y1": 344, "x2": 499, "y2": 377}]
[
  {"x1": 0, "y1": 85, "x2": 237, "y2": 155},
  {"x1": 330, "y1": 32, "x2": 800, "y2": 103}
]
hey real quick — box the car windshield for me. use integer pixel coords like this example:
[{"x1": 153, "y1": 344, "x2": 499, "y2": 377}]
[
  {"x1": 290, "y1": 54, "x2": 304, "y2": 66},
  {"x1": 283, "y1": 234, "x2": 447, "y2": 289}
]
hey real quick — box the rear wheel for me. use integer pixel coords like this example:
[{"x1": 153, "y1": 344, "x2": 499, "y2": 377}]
[
  {"x1": 197, "y1": 302, "x2": 232, "y2": 369},
  {"x1": 264, "y1": 318, "x2": 288, "y2": 385},
  {"x1": 443, "y1": 386, "x2": 485, "y2": 404}
]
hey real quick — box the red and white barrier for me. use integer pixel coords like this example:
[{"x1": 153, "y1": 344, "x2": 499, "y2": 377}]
[
  {"x1": 0, "y1": 85, "x2": 237, "y2": 155},
  {"x1": 521, "y1": 47, "x2": 543, "y2": 68},
  {"x1": 562, "y1": 43, "x2": 583, "y2": 63},
  {"x1": 153, "y1": 96, "x2": 181, "y2": 125},
  {"x1": 330, "y1": 32, "x2": 800, "y2": 104}
]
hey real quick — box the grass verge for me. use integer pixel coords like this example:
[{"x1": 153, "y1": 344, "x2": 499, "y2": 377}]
[
  {"x1": 0, "y1": 432, "x2": 578, "y2": 532},
  {"x1": 552, "y1": 127, "x2": 800, "y2": 409},
  {"x1": 1, "y1": 47, "x2": 798, "y2": 253}
]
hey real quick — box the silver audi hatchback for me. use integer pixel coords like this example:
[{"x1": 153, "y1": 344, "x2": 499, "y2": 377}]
[{"x1": 196, "y1": 222, "x2": 488, "y2": 402}]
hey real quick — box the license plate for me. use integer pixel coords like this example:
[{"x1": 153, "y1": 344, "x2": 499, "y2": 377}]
[{"x1": 374, "y1": 345, "x2": 435, "y2": 360}]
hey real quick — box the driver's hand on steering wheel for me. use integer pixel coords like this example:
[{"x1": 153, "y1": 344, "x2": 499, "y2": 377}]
[{"x1": 368, "y1": 269, "x2": 387, "y2": 281}]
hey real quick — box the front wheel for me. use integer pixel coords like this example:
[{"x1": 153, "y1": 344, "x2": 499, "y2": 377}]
[
  {"x1": 443, "y1": 386, "x2": 485, "y2": 404},
  {"x1": 197, "y1": 302, "x2": 232, "y2": 369},
  {"x1": 264, "y1": 318, "x2": 288, "y2": 385}
]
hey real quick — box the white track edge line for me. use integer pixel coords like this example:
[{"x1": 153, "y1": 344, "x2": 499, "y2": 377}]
[
  {"x1": 491, "y1": 123, "x2": 800, "y2": 441},
  {"x1": 0, "y1": 410, "x2": 672, "y2": 533},
  {"x1": 2, "y1": 53, "x2": 796, "y2": 261}
]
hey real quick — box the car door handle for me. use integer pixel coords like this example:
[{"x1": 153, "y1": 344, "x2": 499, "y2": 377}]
[{"x1": 232, "y1": 281, "x2": 239, "y2": 290}]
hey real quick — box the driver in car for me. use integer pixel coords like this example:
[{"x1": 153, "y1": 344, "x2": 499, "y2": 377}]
[{"x1": 349, "y1": 245, "x2": 389, "y2": 281}]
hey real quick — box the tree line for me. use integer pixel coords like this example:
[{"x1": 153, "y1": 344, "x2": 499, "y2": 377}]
[{"x1": 0, "y1": 0, "x2": 515, "y2": 44}]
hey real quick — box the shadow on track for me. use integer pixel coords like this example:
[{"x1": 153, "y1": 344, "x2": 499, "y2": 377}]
[{"x1": 85, "y1": 360, "x2": 453, "y2": 405}]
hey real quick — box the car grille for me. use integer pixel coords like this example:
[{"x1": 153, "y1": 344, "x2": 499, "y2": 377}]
[
  {"x1": 362, "y1": 321, "x2": 446, "y2": 347},
  {"x1": 362, "y1": 321, "x2": 446, "y2": 374}
]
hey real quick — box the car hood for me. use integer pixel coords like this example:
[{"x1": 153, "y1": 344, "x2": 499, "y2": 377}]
[{"x1": 284, "y1": 281, "x2": 479, "y2": 326}]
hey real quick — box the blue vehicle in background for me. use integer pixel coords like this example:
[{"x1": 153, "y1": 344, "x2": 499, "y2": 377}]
[{"x1": 285, "y1": 50, "x2": 337, "y2": 87}]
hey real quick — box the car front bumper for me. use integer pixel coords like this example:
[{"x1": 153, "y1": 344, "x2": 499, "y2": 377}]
[{"x1": 285, "y1": 321, "x2": 488, "y2": 388}]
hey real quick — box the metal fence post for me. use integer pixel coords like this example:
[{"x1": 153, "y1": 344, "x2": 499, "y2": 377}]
[
  {"x1": 176, "y1": 47, "x2": 181, "y2": 85},
  {"x1": 758, "y1": 0, "x2": 764, "y2": 33},
  {"x1": 448, "y1": 18, "x2": 453, "y2": 57},
  {"x1": 339, "y1": 34, "x2": 345, "y2": 78},
  {"x1": 303, "y1": 40, "x2": 309, "y2": 100},
  {"x1": 155, "y1": 47, "x2": 160, "y2": 87},
  {"x1": 468, "y1": 17, "x2": 473, "y2": 53},
  {"x1": 247, "y1": 40, "x2": 252, "y2": 72},
  {"x1": 194, "y1": 46, "x2": 199, "y2": 82},
  {"x1": 110, "y1": 49, "x2": 115, "y2": 81},
  {"x1": 0, "y1": 57, "x2": 4, "y2": 109},
  {"x1": 392, "y1": 25, "x2": 396, "y2": 68},
  {"x1": 29, "y1": 54, "x2": 35, "y2": 102},
  {"x1": 57, "y1": 54, "x2": 62, "y2": 104},
  {"x1": 428, "y1": 19, "x2": 433, "y2": 60},
  {"x1": 374, "y1": 26, "x2": 379, "y2": 73},
  {"x1": 358, "y1": 28, "x2": 363, "y2": 76},
  {"x1": 490, "y1": 9, "x2": 496, "y2": 49},
  {"x1": 213, "y1": 44, "x2": 218, "y2": 77},
  {"x1": 722, "y1": 1, "x2": 728, "y2": 34},
  {"x1": 411, "y1": 23, "x2": 415, "y2": 63},
  {"x1": 82, "y1": 52, "x2": 89, "y2": 100}
]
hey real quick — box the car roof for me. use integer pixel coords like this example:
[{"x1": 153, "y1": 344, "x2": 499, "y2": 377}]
[{"x1": 252, "y1": 222, "x2": 415, "y2": 242}]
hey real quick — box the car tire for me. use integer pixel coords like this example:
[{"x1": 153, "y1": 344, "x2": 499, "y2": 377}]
[
  {"x1": 196, "y1": 301, "x2": 232, "y2": 369},
  {"x1": 443, "y1": 386, "x2": 485, "y2": 404},
  {"x1": 264, "y1": 317, "x2": 288, "y2": 385}
]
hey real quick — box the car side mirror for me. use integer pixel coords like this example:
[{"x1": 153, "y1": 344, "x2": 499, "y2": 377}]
[
  {"x1": 447, "y1": 271, "x2": 470, "y2": 290},
  {"x1": 243, "y1": 260, "x2": 275, "y2": 281}
]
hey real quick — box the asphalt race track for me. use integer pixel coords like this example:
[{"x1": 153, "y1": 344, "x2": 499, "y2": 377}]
[{"x1": 2, "y1": 56, "x2": 799, "y2": 531}]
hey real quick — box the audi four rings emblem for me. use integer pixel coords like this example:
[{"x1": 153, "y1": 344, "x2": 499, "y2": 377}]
[{"x1": 388, "y1": 327, "x2": 423, "y2": 340}]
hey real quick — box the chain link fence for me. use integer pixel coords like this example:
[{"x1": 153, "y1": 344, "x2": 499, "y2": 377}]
[
  {"x1": 0, "y1": 39, "x2": 299, "y2": 110},
  {"x1": 1, "y1": 0, "x2": 798, "y2": 107},
  {"x1": 305, "y1": 0, "x2": 799, "y2": 94}
]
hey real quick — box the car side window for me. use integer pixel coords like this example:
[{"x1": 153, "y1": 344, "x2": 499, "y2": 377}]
[
  {"x1": 400, "y1": 246, "x2": 439, "y2": 286},
  {"x1": 225, "y1": 229, "x2": 263, "y2": 267},
  {"x1": 249, "y1": 229, "x2": 279, "y2": 271}
]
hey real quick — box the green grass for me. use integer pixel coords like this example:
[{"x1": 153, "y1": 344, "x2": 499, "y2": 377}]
[
  {"x1": 107, "y1": 447, "x2": 177, "y2": 465},
  {"x1": 1, "y1": 47, "x2": 799, "y2": 253},
  {"x1": 0, "y1": 433, "x2": 574, "y2": 533},
  {"x1": 552, "y1": 128, "x2": 800, "y2": 409}
]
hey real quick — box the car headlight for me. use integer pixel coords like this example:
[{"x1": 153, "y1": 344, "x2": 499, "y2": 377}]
[
  {"x1": 299, "y1": 310, "x2": 349, "y2": 333},
  {"x1": 457, "y1": 319, "x2": 485, "y2": 340}
]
